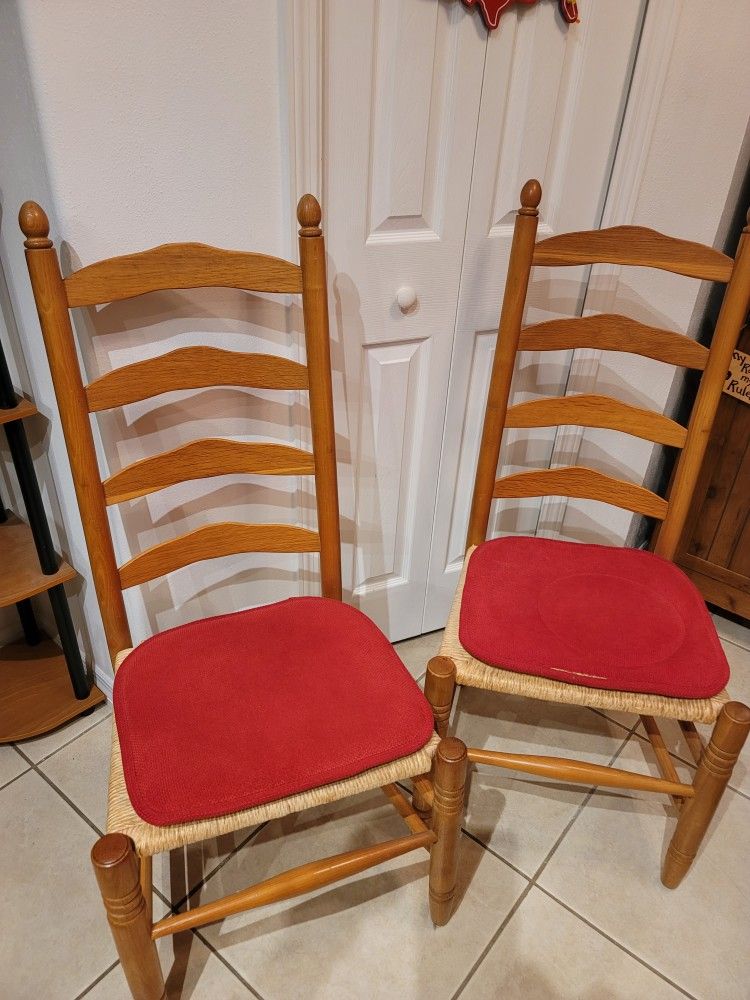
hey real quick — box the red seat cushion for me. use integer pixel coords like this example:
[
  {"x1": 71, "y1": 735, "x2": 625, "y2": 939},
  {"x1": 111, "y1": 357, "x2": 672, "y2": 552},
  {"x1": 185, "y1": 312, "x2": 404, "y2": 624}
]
[
  {"x1": 459, "y1": 536, "x2": 729, "y2": 700},
  {"x1": 114, "y1": 597, "x2": 434, "y2": 826}
]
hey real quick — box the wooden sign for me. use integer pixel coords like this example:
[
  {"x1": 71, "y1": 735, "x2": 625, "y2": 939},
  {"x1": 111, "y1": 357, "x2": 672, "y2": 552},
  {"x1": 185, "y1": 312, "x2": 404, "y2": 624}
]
[
  {"x1": 462, "y1": 0, "x2": 579, "y2": 31},
  {"x1": 723, "y1": 348, "x2": 750, "y2": 405}
]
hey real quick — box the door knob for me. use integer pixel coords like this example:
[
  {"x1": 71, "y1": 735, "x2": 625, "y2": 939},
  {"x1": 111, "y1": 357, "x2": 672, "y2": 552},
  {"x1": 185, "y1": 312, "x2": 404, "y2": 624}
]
[{"x1": 396, "y1": 285, "x2": 417, "y2": 312}]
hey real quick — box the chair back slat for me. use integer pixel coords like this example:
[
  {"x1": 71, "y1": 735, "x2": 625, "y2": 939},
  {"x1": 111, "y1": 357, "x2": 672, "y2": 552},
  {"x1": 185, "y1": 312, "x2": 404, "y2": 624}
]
[
  {"x1": 518, "y1": 315, "x2": 709, "y2": 370},
  {"x1": 466, "y1": 181, "x2": 750, "y2": 556},
  {"x1": 533, "y1": 225, "x2": 734, "y2": 282},
  {"x1": 20, "y1": 195, "x2": 341, "y2": 662},
  {"x1": 86, "y1": 347, "x2": 309, "y2": 411},
  {"x1": 65, "y1": 243, "x2": 303, "y2": 306},
  {"x1": 492, "y1": 466, "x2": 668, "y2": 521},
  {"x1": 119, "y1": 522, "x2": 321, "y2": 590},
  {"x1": 102, "y1": 439, "x2": 316, "y2": 505},
  {"x1": 505, "y1": 395, "x2": 687, "y2": 447}
]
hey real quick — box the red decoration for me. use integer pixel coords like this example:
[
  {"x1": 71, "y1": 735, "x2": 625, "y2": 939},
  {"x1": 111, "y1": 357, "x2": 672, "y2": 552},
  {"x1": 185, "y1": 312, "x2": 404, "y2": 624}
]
[{"x1": 462, "y1": 0, "x2": 579, "y2": 30}]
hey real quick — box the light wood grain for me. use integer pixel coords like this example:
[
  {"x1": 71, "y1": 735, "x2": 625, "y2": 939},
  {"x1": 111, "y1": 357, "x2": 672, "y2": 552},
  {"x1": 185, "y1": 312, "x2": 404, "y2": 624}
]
[
  {"x1": 505, "y1": 393, "x2": 687, "y2": 447},
  {"x1": 640, "y1": 715, "x2": 684, "y2": 806},
  {"x1": 492, "y1": 465, "x2": 668, "y2": 519},
  {"x1": 103, "y1": 439, "x2": 316, "y2": 505},
  {"x1": 21, "y1": 203, "x2": 132, "y2": 659},
  {"x1": 0, "y1": 636, "x2": 105, "y2": 743},
  {"x1": 0, "y1": 515, "x2": 76, "y2": 607},
  {"x1": 151, "y1": 830, "x2": 435, "y2": 938},
  {"x1": 0, "y1": 396, "x2": 38, "y2": 425},
  {"x1": 380, "y1": 783, "x2": 431, "y2": 836},
  {"x1": 518, "y1": 314, "x2": 709, "y2": 370},
  {"x1": 429, "y1": 737, "x2": 468, "y2": 926},
  {"x1": 86, "y1": 347, "x2": 309, "y2": 411},
  {"x1": 467, "y1": 747, "x2": 694, "y2": 798},
  {"x1": 466, "y1": 179, "x2": 541, "y2": 547},
  {"x1": 533, "y1": 225, "x2": 734, "y2": 281},
  {"x1": 119, "y1": 521, "x2": 321, "y2": 589},
  {"x1": 65, "y1": 243, "x2": 302, "y2": 306}
]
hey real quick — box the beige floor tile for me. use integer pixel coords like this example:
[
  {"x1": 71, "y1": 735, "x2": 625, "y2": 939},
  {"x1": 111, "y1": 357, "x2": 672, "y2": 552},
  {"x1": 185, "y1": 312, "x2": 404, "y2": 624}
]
[
  {"x1": 18, "y1": 700, "x2": 111, "y2": 764},
  {"x1": 393, "y1": 629, "x2": 444, "y2": 680},
  {"x1": 0, "y1": 742, "x2": 28, "y2": 788},
  {"x1": 712, "y1": 612, "x2": 750, "y2": 651},
  {"x1": 39, "y1": 712, "x2": 112, "y2": 832},
  {"x1": 84, "y1": 933, "x2": 253, "y2": 999},
  {"x1": 454, "y1": 688, "x2": 633, "y2": 875},
  {"x1": 0, "y1": 770, "x2": 116, "y2": 999},
  {"x1": 192, "y1": 789, "x2": 526, "y2": 1000},
  {"x1": 461, "y1": 887, "x2": 686, "y2": 1000},
  {"x1": 539, "y1": 733, "x2": 750, "y2": 1000}
]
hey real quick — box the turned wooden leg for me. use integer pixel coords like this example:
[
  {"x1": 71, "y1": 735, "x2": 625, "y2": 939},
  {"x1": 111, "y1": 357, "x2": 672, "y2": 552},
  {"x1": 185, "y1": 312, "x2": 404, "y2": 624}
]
[
  {"x1": 429, "y1": 736, "x2": 468, "y2": 926},
  {"x1": 92, "y1": 834, "x2": 165, "y2": 1000},
  {"x1": 425, "y1": 656, "x2": 457, "y2": 738},
  {"x1": 413, "y1": 657, "x2": 458, "y2": 821},
  {"x1": 662, "y1": 701, "x2": 750, "y2": 889}
]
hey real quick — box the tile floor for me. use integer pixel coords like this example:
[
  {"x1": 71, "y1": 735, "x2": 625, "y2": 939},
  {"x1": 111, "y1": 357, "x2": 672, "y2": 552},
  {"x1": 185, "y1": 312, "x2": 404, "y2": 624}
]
[{"x1": 2, "y1": 616, "x2": 749, "y2": 1000}]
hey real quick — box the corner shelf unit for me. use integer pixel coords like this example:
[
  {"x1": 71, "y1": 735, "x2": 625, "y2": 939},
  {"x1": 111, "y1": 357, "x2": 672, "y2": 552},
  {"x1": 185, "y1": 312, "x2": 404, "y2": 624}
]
[{"x1": 1, "y1": 346, "x2": 103, "y2": 743}]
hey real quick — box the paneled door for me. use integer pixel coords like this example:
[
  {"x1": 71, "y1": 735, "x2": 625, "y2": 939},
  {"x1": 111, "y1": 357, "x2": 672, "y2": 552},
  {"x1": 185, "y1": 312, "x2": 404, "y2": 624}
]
[{"x1": 322, "y1": 0, "x2": 645, "y2": 640}]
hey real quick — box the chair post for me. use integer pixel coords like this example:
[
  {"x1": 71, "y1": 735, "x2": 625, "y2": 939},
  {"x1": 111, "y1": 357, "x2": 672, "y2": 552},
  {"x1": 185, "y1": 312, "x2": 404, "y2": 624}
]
[
  {"x1": 662, "y1": 701, "x2": 750, "y2": 889},
  {"x1": 91, "y1": 834, "x2": 165, "y2": 1000},
  {"x1": 429, "y1": 737, "x2": 468, "y2": 926},
  {"x1": 425, "y1": 656, "x2": 457, "y2": 738},
  {"x1": 466, "y1": 180, "x2": 541, "y2": 548}
]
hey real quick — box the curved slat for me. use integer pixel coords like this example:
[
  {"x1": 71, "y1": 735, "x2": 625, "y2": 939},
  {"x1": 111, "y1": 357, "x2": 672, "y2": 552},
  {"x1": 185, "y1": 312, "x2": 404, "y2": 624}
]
[
  {"x1": 505, "y1": 394, "x2": 687, "y2": 447},
  {"x1": 65, "y1": 243, "x2": 302, "y2": 306},
  {"x1": 119, "y1": 522, "x2": 321, "y2": 589},
  {"x1": 492, "y1": 465, "x2": 668, "y2": 520},
  {"x1": 86, "y1": 347, "x2": 309, "y2": 411},
  {"x1": 532, "y1": 226, "x2": 733, "y2": 282},
  {"x1": 103, "y1": 439, "x2": 315, "y2": 505},
  {"x1": 518, "y1": 314, "x2": 709, "y2": 370}
]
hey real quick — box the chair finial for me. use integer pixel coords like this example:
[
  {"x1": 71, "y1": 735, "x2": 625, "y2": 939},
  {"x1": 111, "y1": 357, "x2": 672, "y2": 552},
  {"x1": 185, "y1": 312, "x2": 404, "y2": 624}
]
[
  {"x1": 19, "y1": 201, "x2": 52, "y2": 248},
  {"x1": 297, "y1": 194, "x2": 322, "y2": 237},
  {"x1": 519, "y1": 180, "x2": 542, "y2": 215}
]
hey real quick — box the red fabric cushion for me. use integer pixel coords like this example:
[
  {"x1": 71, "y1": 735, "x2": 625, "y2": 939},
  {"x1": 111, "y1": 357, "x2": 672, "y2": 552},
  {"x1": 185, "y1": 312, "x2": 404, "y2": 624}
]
[
  {"x1": 459, "y1": 536, "x2": 729, "y2": 699},
  {"x1": 114, "y1": 597, "x2": 434, "y2": 826}
]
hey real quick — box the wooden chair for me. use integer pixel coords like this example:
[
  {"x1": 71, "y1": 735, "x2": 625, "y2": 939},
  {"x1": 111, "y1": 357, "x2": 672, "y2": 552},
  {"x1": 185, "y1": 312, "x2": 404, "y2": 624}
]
[
  {"x1": 20, "y1": 196, "x2": 467, "y2": 1000},
  {"x1": 418, "y1": 179, "x2": 750, "y2": 890}
]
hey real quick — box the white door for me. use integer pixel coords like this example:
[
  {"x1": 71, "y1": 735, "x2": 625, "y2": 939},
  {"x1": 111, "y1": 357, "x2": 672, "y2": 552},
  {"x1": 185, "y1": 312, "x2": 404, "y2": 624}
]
[
  {"x1": 322, "y1": 0, "x2": 646, "y2": 640},
  {"x1": 422, "y1": 0, "x2": 646, "y2": 631}
]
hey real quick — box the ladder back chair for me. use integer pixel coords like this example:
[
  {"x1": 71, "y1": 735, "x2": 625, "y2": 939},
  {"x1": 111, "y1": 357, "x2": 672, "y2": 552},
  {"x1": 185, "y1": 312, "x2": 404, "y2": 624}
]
[
  {"x1": 420, "y1": 179, "x2": 750, "y2": 889},
  {"x1": 20, "y1": 196, "x2": 467, "y2": 1000}
]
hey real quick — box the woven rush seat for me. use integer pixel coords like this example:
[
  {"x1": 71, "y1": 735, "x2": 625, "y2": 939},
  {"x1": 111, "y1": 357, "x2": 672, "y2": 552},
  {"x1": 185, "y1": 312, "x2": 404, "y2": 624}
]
[
  {"x1": 109, "y1": 597, "x2": 438, "y2": 855},
  {"x1": 441, "y1": 541, "x2": 730, "y2": 725}
]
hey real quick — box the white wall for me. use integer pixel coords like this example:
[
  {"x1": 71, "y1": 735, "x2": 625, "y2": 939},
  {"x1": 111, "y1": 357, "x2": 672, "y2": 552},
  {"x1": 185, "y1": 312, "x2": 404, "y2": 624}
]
[
  {"x1": 560, "y1": 0, "x2": 750, "y2": 546},
  {"x1": 0, "y1": 1, "x2": 292, "y2": 691}
]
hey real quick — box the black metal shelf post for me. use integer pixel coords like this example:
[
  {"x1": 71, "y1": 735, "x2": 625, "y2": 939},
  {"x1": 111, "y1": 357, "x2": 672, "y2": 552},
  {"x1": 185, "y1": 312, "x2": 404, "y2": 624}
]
[{"x1": 0, "y1": 336, "x2": 90, "y2": 699}]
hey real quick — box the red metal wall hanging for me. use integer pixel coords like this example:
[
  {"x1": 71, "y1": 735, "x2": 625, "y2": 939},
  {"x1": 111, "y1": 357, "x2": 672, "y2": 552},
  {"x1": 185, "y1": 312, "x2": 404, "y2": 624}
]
[{"x1": 462, "y1": 0, "x2": 579, "y2": 31}]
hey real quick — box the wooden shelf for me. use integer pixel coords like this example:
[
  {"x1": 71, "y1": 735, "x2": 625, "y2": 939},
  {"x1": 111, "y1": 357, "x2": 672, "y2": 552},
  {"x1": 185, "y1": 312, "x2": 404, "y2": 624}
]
[
  {"x1": 0, "y1": 636, "x2": 105, "y2": 742},
  {"x1": 0, "y1": 515, "x2": 76, "y2": 608},
  {"x1": 0, "y1": 396, "x2": 38, "y2": 426}
]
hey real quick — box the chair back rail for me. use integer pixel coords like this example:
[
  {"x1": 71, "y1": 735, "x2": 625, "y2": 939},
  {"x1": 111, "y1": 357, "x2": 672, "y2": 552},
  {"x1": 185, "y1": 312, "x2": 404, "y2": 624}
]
[
  {"x1": 102, "y1": 439, "x2": 316, "y2": 505},
  {"x1": 119, "y1": 522, "x2": 322, "y2": 590},
  {"x1": 20, "y1": 196, "x2": 341, "y2": 662},
  {"x1": 64, "y1": 243, "x2": 302, "y2": 306},
  {"x1": 86, "y1": 347, "x2": 309, "y2": 411},
  {"x1": 467, "y1": 180, "x2": 750, "y2": 557},
  {"x1": 518, "y1": 315, "x2": 710, "y2": 370},
  {"x1": 532, "y1": 226, "x2": 734, "y2": 282}
]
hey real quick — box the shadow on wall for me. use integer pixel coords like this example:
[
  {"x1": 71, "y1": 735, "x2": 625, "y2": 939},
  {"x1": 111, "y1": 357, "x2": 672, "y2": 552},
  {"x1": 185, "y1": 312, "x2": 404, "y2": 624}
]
[{"x1": 58, "y1": 236, "x2": 354, "y2": 646}]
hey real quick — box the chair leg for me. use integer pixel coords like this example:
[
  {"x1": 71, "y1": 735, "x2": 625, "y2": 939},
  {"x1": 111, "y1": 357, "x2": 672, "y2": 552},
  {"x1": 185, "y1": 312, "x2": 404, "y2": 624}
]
[
  {"x1": 429, "y1": 736, "x2": 468, "y2": 926},
  {"x1": 92, "y1": 833, "x2": 166, "y2": 1000},
  {"x1": 662, "y1": 701, "x2": 750, "y2": 889},
  {"x1": 425, "y1": 656, "x2": 457, "y2": 738},
  {"x1": 413, "y1": 656, "x2": 459, "y2": 820}
]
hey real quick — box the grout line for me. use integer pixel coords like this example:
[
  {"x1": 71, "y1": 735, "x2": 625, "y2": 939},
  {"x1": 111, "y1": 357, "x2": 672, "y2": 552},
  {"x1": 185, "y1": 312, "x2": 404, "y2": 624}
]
[
  {"x1": 15, "y1": 744, "x2": 104, "y2": 839},
  {"x1": 459, "y1": 827, "x2": 532, "y2": 883},
  {"x1": 534, "y1": 885, "x2": 699, "y2": 999},
  {"x1": 173, "y1": 822, "x2": 270, "y2": 913},
  {"x1": 72, "y1": 959, "x2": 120, "y2": 999},
  {"x1": 13, "y1": 704, "x2": 112, "y2": 766},
  {"x1": 0, "y1": 760, "x2": 32, "y2": 793},
  {"x1": 193, "y1": 928, "x2": 267, "y2": 999}
]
